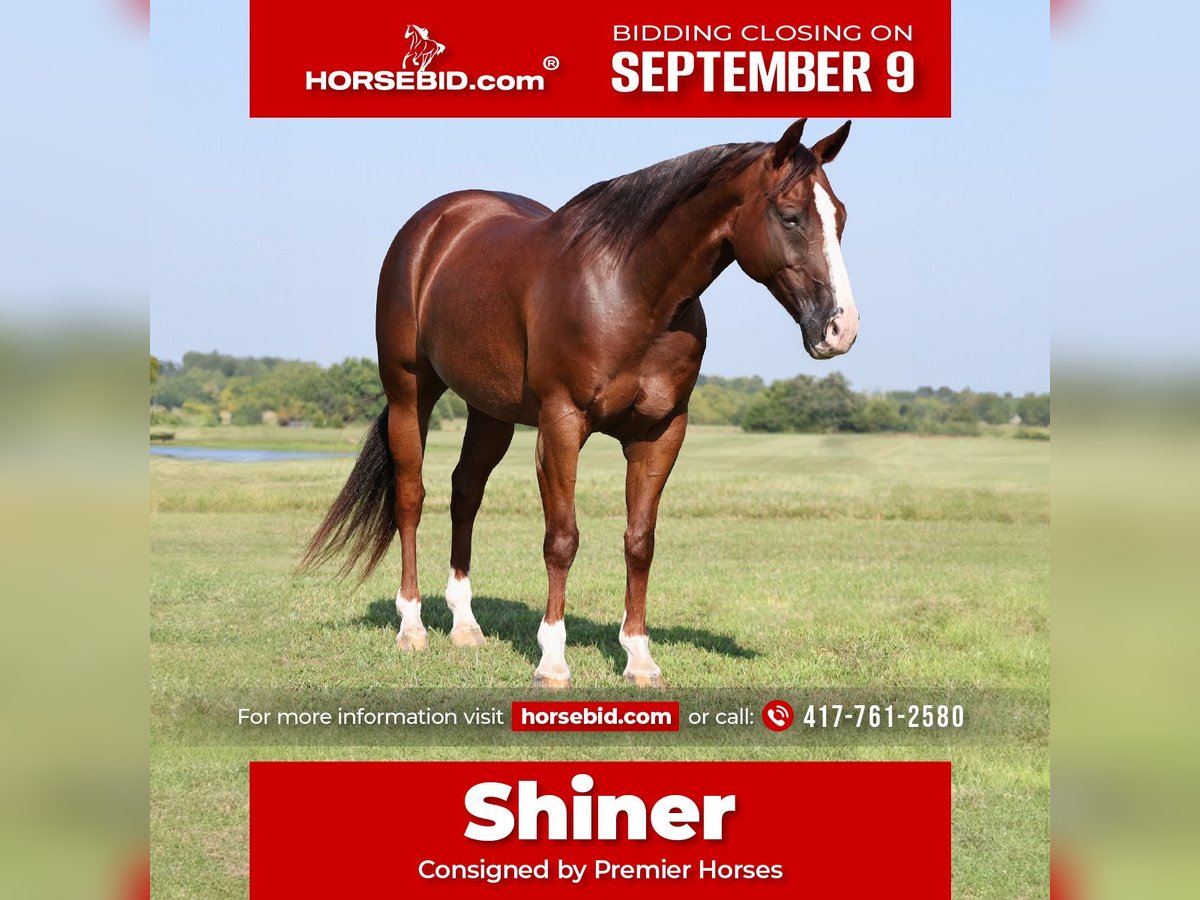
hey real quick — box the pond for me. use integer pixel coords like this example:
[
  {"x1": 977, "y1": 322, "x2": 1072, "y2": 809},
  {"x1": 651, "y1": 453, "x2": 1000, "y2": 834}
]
[{"x1": 149, "y1": 446, "x2": 353, "y2": 463}]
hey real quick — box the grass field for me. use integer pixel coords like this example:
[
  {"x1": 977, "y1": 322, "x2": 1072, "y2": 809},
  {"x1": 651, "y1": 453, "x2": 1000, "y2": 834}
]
[{"x1": 151, "y1": 425, "x2": 1049, "y2": 898}]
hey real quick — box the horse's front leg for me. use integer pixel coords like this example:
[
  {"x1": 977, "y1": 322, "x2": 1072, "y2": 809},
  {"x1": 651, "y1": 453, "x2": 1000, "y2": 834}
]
[
  {"x1": 532, "y1": 404, "x2": 588, "y2": 689},
  {"x1": 620, "y1": 413, "x2": 687, "y2": 688}
]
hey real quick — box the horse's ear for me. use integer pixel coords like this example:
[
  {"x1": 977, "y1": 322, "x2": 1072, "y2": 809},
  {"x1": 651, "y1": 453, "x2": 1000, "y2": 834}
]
[
  {"x1": 772, "y1": 118, "x2": 808, "y2": 169},
  {"x1": 811, "y1": 121, "x2": 851, "y2": 164}
]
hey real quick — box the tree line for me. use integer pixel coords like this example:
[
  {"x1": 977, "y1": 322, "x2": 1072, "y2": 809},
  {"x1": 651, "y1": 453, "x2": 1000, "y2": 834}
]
[
  {"x1": 691, "y1": 373, "x2": 1049, "y2": 435},
  {"x1": 151, "y1": 352, "x2": 1049, "y2": 435},
  {"x1": 151, "y1": 351, "x2": 464, "y2": 429}
]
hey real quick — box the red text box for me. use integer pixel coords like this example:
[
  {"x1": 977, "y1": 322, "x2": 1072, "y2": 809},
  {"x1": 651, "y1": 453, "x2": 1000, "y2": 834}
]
[
  {"x1": 250, "y1": 1, "x2": 951, "y2": 118},
  {"x1": 250, "y1": 760, "x2": 950, "y2": 897},
  {"x1": 511, "y1": 701, "x2": 680, "y2": 732}
]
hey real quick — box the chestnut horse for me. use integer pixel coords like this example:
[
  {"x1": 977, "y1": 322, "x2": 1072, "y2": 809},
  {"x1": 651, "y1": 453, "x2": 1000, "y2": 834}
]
[{"x1": 301, "y1": 119, "x2": 860, "y2": 688}]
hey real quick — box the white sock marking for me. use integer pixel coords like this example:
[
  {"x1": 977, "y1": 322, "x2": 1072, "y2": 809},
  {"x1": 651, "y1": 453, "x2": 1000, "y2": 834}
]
[
  {"x1": 445, "y1": 569, "x2": 480, "y2": 632},
  {"x1": 619, "y1": 612, "x2": 661, "y2": 677},
  {"x1": 395, "y1": 590, "x2": 425, "y2": 637},
  {"x1": 535, "y1": 618, "x2": 569, "y2": 679}
]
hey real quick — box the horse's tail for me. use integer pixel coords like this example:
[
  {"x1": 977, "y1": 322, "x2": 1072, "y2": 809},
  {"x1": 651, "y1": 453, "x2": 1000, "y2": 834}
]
[{"x1": 298, "y1": 409, "x2": 396, "y2": 581}]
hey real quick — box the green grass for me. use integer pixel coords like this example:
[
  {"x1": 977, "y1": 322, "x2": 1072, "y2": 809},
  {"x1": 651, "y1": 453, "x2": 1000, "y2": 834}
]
[
  {"x1": 151, "y1": 426, "x2": 1049, "y2": 898},
  {"x1": 154, "y1": 423, "x2": 373, "y2": 453}
]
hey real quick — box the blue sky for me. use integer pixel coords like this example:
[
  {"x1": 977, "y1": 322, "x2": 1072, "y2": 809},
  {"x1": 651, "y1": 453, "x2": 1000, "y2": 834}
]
[
  {"x1": 1051, "y1": 0, "x2": 1198, "y2": 371},
  {"x1": 0, "y1": 2, "x2": 144, "y2": 314},
  {"x1": 148, "y1": 4, "x2": 1049, "y2": 393}
]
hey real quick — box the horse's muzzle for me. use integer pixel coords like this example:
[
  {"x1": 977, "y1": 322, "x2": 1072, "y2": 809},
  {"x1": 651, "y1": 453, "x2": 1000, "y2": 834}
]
[{"x1": 806, "y1": 307, "x2": 859, "y2": 359}]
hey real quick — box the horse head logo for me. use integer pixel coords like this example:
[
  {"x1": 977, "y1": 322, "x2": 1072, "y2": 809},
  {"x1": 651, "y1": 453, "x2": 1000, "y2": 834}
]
[{"x1": 403, "y1": 24, "x2": 446, "y2": 72}]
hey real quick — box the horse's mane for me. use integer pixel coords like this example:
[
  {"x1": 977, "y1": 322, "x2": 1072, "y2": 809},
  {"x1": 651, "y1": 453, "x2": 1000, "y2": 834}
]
[{"x1": 556, "y1": 140, "x2": 816, "y2": 259}]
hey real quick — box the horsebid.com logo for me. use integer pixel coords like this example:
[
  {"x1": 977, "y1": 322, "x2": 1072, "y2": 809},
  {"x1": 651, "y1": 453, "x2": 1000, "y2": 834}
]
[
  {"x1": 305, "y1": 22, "x2": 549, "y2": 93},
  {"x1": 402, "y1": 23, "x2": 444, "y2": 72}
]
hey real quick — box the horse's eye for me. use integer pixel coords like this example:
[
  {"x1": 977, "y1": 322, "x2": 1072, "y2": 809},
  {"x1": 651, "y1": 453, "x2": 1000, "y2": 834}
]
[{"x1": 779, "y1": 211, "x2": 801, "y2": 228}]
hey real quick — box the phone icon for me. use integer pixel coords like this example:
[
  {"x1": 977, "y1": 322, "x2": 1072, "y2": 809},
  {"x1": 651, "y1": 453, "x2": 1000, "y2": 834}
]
[{"x1": 762, "y1": 700, "x2": 794, "y2": 732}]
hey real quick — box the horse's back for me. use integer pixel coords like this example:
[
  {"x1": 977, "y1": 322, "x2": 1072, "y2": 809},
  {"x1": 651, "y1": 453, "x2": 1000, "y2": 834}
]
[
  {"x1": 410, "y1": 189, "x2": 551, "y2": 229},
  {"x1": 377, "y1": 190, "x2": 551, "y2": 419}
]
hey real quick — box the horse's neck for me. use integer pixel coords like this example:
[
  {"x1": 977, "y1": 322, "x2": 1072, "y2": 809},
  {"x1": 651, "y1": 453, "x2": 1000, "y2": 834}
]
[{"x1": 627, "y1": 162, "x2": 757, "y2": 319}]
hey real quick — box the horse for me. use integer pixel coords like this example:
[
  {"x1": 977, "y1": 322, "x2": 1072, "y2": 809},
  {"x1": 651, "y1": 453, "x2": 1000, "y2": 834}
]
[
  {"x1": 402, "y1": 24, "x2": 445, "y2": 73},
  {"x1": 300, "y1": 118, "x2": 860, "y2": 688}
]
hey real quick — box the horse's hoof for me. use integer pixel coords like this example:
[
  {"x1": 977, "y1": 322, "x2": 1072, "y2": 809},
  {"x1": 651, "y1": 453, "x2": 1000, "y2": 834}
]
[
  {"x1": 531, "y1": 673, "x2": 572, "y2": 690},
  {"x1": 396, "y1": 629, "x2": 428, "y2": 652},
  {"x1": 625, "y1": 672, "x2": 667, "y2": 689},
  {"x1": 450, "y1": 624, "x2": 486, "y2": 648}
]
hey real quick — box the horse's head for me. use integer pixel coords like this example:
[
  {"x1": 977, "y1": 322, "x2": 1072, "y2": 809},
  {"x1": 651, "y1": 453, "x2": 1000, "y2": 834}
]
[
  {"x1": 732, "y1": 118, "x2": 859, "y2": 360},
  {"x1": 405, "y1": 24, "x2": 425, "y2": 39}
]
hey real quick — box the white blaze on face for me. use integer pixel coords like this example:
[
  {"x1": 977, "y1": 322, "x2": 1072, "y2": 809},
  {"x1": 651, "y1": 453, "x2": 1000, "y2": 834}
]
[{"x1": 812, "y1": 183, "x2": 859, "y2": 327}]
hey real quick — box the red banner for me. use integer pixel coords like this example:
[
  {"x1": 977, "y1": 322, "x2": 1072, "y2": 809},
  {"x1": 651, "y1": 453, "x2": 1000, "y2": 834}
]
[
  {"x1": 250, "y1": 761, "x2": 950, "y2": 897},
  {"x1": 249, "y1": 1, "x2": 951, "y2": 118}
]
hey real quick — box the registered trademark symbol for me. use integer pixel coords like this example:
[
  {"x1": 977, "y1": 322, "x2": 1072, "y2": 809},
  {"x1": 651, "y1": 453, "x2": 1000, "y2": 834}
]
[{"x1": 542, "y1": 56, "x2": 559, "y2": 71}]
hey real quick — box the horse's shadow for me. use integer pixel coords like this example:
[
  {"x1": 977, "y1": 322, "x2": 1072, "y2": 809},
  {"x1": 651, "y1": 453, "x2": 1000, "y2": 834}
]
[{"x1": 358, "y1": 594, "x2": 758, "y2": 676}]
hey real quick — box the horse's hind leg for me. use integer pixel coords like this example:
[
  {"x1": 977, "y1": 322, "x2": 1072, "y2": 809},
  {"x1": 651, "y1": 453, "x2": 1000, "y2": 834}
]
[
  {"x1": 619, "y1": 413, "x2": 687, "y2": 688},
  {"x1": 387, "y1": 374, "x2": 444, "y2": 652},
  {"x1": 446, "y1": 407, "x2": 515, "y2": 647}
]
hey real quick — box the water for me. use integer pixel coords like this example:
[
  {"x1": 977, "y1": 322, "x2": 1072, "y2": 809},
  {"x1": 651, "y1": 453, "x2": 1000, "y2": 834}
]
[{"x1": 149, "y1": 446, "x2": 352, "y2": 462}]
